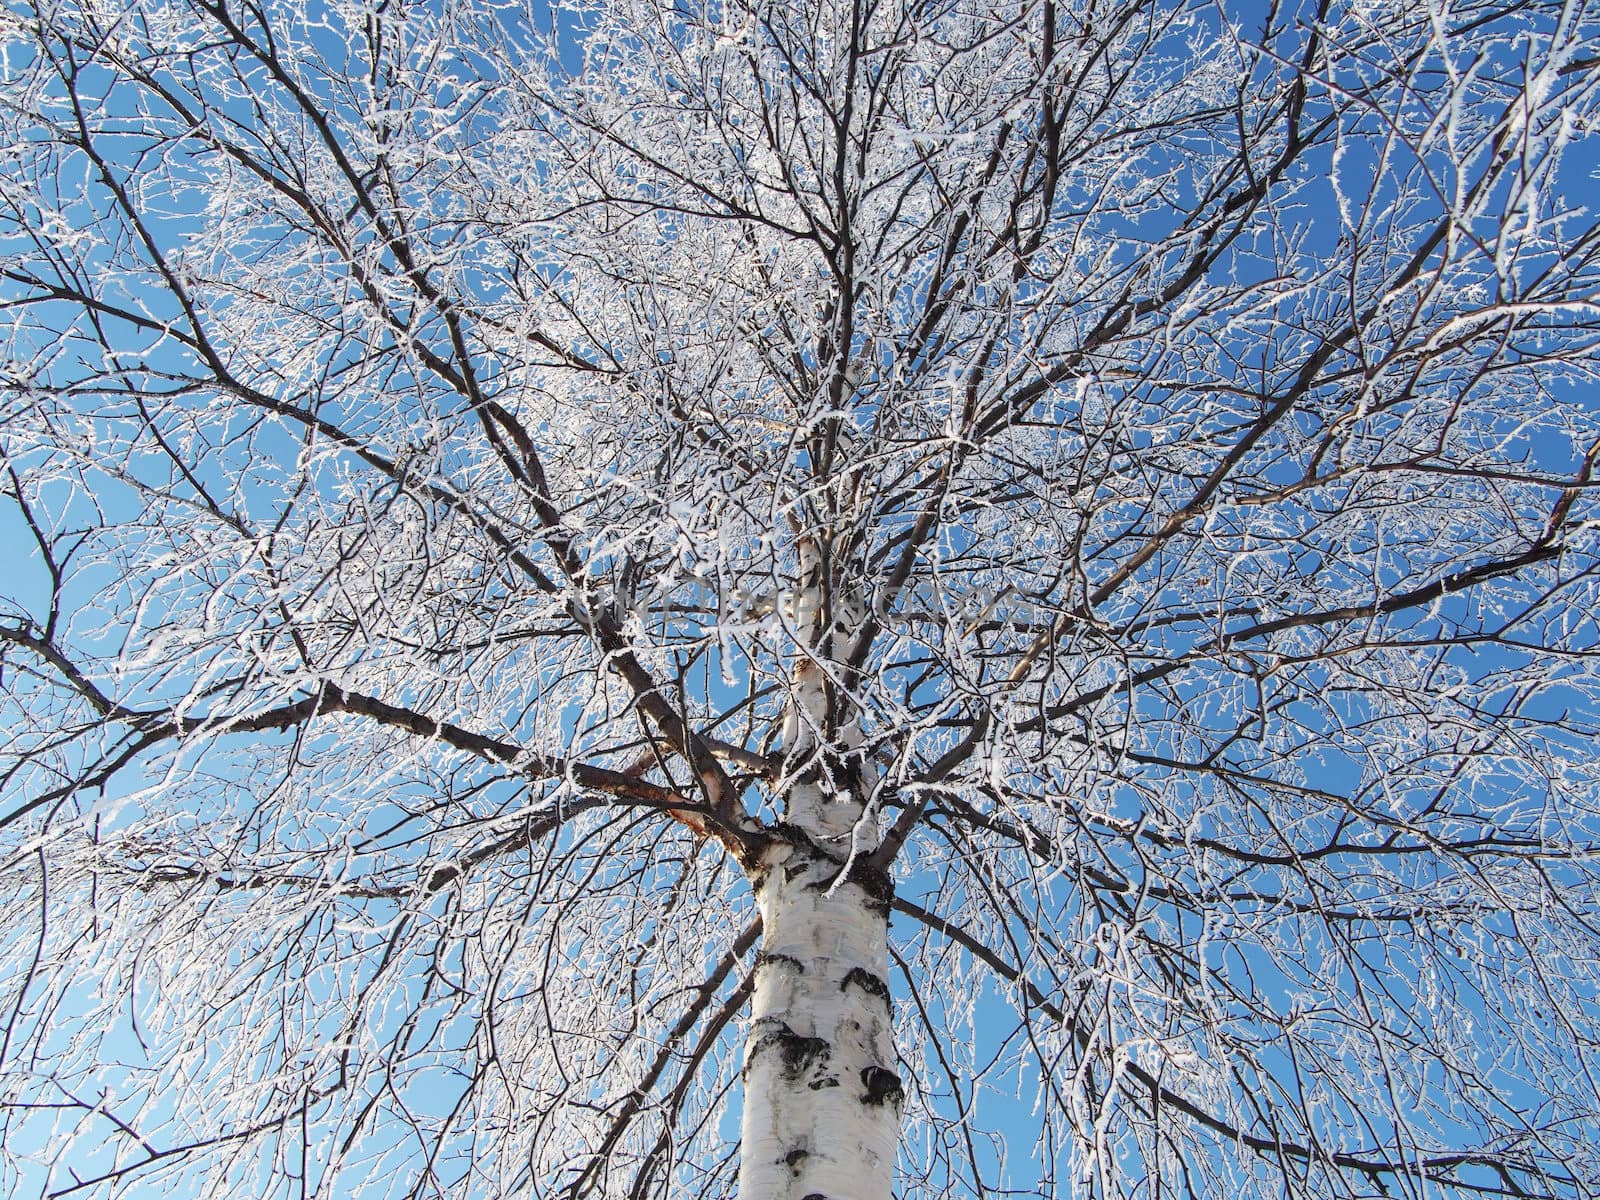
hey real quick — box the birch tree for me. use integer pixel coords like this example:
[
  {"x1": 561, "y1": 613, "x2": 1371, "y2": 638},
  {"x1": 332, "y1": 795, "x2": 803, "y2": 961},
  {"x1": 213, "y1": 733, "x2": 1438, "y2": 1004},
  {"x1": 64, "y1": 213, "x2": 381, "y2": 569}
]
[{"x1": 3, "y1": 0, "x2": 1599, "y2": 1196}]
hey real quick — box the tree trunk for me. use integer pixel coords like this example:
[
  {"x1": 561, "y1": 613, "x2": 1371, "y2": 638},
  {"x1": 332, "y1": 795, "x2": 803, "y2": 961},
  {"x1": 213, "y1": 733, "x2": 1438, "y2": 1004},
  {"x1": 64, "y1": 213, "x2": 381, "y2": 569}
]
[
  {"x1": 740, "y1": 548, "x2": 901, "y2": 1199},
  {"x1": 738, "y1": 831, "x2": 900, "y2": 1200}
]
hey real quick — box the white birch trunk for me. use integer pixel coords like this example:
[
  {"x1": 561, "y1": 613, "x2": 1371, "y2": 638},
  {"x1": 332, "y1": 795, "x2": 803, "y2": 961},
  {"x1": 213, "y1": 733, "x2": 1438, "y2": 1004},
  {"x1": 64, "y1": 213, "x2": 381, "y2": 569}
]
[
  {"x1": 738, "y1": 548, "x2": 901, "y2": 1200},
  {"x1": 738, "y1": 828, "x2": 899, "y2": 1200}
]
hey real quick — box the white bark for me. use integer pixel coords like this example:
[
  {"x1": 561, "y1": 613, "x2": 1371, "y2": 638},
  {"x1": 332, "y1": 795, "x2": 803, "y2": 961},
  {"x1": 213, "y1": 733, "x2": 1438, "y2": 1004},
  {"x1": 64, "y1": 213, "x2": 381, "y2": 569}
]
[
  {"x1": 738, "y1": 551, "x2": 900, "y2": 1200},
  {"x1": 738, "y1": 830, "x2": 899, "y2": 1200}
]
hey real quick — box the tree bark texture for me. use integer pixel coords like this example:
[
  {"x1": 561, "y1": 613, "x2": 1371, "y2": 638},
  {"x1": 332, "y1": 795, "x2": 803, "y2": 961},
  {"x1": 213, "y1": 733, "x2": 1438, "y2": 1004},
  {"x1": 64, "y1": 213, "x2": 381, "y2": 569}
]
[{"x1": 738, "y1": 829, "x2": 900, "y2": 1200}]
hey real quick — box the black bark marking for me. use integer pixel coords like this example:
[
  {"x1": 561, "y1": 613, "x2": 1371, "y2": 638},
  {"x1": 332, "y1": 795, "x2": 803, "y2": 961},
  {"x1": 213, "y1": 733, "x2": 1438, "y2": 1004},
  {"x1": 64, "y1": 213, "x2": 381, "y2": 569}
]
[
  {"x1": 808, "y1": 1075, "x2": 839, "y2": 1090},
  {"x1": 755, "y1": 951, "x2": 805, "y2": 974},
  {"x1": 754, "y1": 826, "x2": 894, "y2": 912},
  {"x1": 781, "y1": 1035, "x2": 830, "y2": 1077},
  {"x1": 766, "y1": 822, "x2": 832, "y2": 857},
  {"x1": 785, "y1": 1147, "x2": 809, "y2": 1173},
  {"x1": 840, "y1": 966, "x2": 890, "y2": 1003},
  {"x1": 748, "y1": 1022, "x2": 832, "y2": 1080},
  {"x1": 841, "y1": 855, "x2": 896, "y2": 913},
  {"x1": 809, "y1": 854, "x2": 895, "y2": 914},
  {"x1": 859, "y1": 1065, "x2": 904, "y2": 1108}
]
